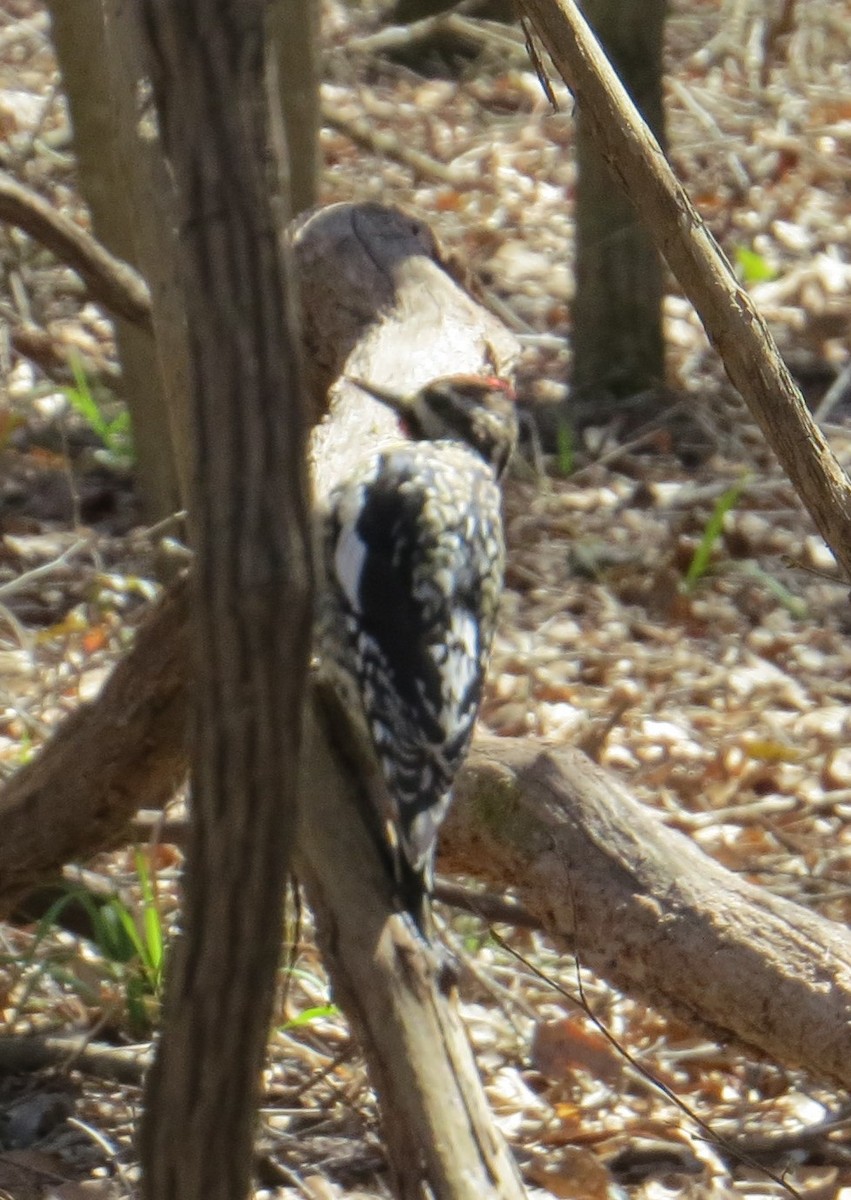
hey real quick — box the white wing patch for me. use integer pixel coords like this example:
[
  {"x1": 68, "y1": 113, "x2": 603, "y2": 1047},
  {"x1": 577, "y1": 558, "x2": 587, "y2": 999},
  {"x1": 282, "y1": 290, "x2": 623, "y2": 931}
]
[{"x1": 333, "y1": 516, "x2": 368, "y2": 613}]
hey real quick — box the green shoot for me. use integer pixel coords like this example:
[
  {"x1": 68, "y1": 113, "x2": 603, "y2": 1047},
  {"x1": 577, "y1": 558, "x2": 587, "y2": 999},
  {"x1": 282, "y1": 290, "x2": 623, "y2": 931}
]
[
  {"x1": 6, "y1": 852, "x2": 166, "y2": 1037},
  {"x1": 683, "y1": 477, "x2": 748, "y2": 592},
  {"x1": 279, "y1": 964, "x2": 340, "y2": 1030},
  {"x1": 281, "y1": 1003, "x2": 340, "y2": 1030},
  {"x1": 92, "y1": 851, "x2": 165, "y2": 1032},
  {"x1": 64, "y1": 354, "x2": 134, "y2": 467},
  {"x1": 101, "y1": 851, "x2": 165, "y2": 991},
  {"x1": 734, "y1": 246, "x2": 776, "y2": 285},
  {"x1": 555, "y1": 419, "x2": 574, "y2": 478}
]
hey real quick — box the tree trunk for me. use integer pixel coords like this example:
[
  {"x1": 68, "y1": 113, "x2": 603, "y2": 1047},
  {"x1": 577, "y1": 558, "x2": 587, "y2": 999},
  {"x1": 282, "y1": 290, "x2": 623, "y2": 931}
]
[
  {"x1": 46, "y1": 1, "x2": 182, "y2": 520},
  {"x1": 102, "y1": 0, "x2": 194, "y2": 504},
  {"x1": 269, "y1": 0, "x2": 320, "y2": 216},
  {"x1": 135, "y1": 6, "x2": 313, "y2": 1200},
  {"x1": 571, "y1": 0, "x2": 667, "y2": 425}
]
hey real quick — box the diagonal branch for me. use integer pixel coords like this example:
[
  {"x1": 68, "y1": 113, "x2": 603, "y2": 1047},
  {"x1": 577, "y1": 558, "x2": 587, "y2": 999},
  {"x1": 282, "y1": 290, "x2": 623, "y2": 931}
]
[
  {"x1": 519, "y1": 0, "x2": 851, "y2": 578},
  {"x1": 0, "y1": 168, "x2": 152, "y2": 330}
]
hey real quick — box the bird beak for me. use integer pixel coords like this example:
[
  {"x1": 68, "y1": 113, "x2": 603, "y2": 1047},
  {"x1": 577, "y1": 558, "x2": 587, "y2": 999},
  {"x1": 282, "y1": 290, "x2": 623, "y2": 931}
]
[{"x1": 345, "y1": 377, "x2": 414, "y2": 419}]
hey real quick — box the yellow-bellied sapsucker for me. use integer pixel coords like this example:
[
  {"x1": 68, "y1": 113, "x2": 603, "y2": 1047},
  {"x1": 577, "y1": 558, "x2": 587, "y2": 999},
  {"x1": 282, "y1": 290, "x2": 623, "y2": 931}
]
[{"x1": 317, "y1": 375, "x2": 517, "y2": 934}]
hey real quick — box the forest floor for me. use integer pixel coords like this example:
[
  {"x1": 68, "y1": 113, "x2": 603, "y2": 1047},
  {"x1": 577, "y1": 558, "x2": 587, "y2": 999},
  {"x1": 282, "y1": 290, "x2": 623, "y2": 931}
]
[{"x1": 1, "y1": 0, "x2": 851, "y2": 1197}]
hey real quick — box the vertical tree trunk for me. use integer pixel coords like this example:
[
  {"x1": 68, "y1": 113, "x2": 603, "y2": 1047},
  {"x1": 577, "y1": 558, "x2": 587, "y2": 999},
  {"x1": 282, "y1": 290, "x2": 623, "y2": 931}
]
[
  {"x1": 571, "y1": 0, "x2": 667, "y2": 420},
  {"x1": 269, "y1": 0, "x2": 320, "y2": 216},
  {"x1": 102, "y1": 0, "x2": 193, "y2": 504},
  {"x1": 137, "y1": 5, "x2": 313, "y2": 1200},
  {"x1": 46, "y1": 1, "x2": 182, "y2": 520}
]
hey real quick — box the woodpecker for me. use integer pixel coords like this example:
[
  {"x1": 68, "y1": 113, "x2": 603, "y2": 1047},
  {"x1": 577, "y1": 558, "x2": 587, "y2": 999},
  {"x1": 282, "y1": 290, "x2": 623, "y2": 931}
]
[{"x1": 317, "y1": 374, "x2": 517, "y2": 935}]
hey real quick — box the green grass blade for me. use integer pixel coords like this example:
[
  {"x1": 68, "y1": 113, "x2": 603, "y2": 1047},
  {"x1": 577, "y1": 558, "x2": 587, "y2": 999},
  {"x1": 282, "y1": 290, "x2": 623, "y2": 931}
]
[
  {"x1": 138, "y1": 863, "x2": 164, "y2": 982},
  {"x1": 556, "y1": 419, "x2": 574, "y2": 478},
  {"x1": 683, "y1": 477, "x2": 748, "y2": 591},
  {"x1": 65, "y1": 354, "x2": 109, "y2": 441},
  {"x1": 281, "y1": 1003, "x2": 340, "y2": 1030}
]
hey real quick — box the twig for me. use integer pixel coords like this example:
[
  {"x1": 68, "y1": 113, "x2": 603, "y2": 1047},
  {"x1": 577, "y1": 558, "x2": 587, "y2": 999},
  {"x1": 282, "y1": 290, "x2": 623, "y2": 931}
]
[
  {"x1": 815, "y1": 360, "x2": 851, "y2": 423},
  {"x1": 0, "y1": 1033, "x2": 151, "y2": 1084},
  {"x1": 67, "y1": 1115, "x2": 137, "y2": 1191},
  {"x1": 432, "y1": 880, "x2": 542, "y2": 928},
  {"x1": 725, "y1": 1104, "x2": 851, "y2": 1163},
  {"x1": 10, "y1": 320, "x2": 114, "y2": 382},
  {"x1": 0, "y1": 535, "x2": 93, "y2": 601},
  {"x1": 0, "y1": 169, "x2": 152, "y2": 329},
  {"x1": 132, "y1": 813, "x2": 188, "y2": 844},
  {"x1": 321, "y1": 97, "x2": 473, "y2": 186},
  {"x1": 345, "y1": 9, "x2": 525, "y2": 58}
]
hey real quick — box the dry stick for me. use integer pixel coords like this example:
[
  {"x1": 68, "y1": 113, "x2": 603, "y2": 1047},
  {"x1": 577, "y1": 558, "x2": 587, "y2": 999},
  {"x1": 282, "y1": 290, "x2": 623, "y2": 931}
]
[
  {"x1": 9, "y1": 321, "x2": 122, "y2": 381},
  {"x1": 0, "y1": 1034, "x2": 152, "y2": 1085},
  {"x1": 344, "y1": 10, "x2": 525, "y2": 57},
  {"x1": 518, "y1": 0, "x2": 851, "y2": 580},
  {"x1": 321, "y1": 99, "x2": 472, "y2": 187},
  {"x1": 0, "y1": 169, "x2": 153, "y2": 330}
]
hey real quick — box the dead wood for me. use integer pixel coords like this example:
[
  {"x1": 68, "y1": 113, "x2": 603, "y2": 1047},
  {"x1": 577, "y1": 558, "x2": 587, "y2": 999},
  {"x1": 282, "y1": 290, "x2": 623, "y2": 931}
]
[
  {"x1": 0, "y1": 1034, "x2": 152, "y2": 1085},
  {"x1": 9, "y1": 321, "x2": 122, "y2": 383},
  {"x1": 519, "y1": 0, "x2": 851, "y2": 580},
  {"x1": 295, "y1": 200, "x2": 520, "y2": 481},
  {"x1": 0, "y1": 578, "x2": 189, "y2": 907},
  {"x1": 443, "y1": 740, "x2": 851, "y2": 1087},
  {"x1": 297, "y1": 698, "x2": 528, "y2": 1199}
]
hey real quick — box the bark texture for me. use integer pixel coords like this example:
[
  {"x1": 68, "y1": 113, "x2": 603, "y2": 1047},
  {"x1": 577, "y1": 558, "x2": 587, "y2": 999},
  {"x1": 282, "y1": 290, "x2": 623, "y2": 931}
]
[
  {"x1": 136, "y1": 7, "x2": 312, "y2": 1200},
  {"x1": 269, "y1": 0, "x2": 320, "y2": 215}
]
